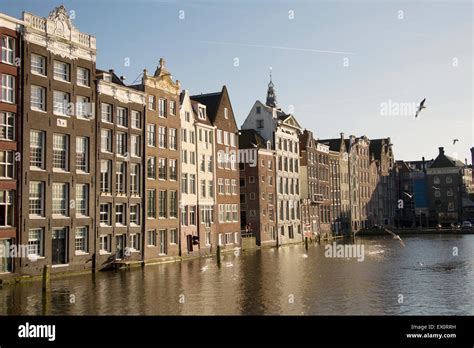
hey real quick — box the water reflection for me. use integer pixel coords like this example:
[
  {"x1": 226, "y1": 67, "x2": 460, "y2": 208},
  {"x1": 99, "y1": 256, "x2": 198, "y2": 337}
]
[{"x1": 1, "y1": 235, "x2": 473, "y2": 315}]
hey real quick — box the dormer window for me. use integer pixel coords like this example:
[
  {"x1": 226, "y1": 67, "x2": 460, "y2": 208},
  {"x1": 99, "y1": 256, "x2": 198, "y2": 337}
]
[
  {"x1": 103, "y1": 73, "x2": 112, "y2": 82},
  {"x1": 198, "y1": 106, "x2": 206, "y2": 120}
]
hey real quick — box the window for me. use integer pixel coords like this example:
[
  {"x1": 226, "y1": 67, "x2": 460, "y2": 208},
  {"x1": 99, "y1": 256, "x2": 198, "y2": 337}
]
[
  {"x1": 147, "y1": 230, "x2": 157, "y2": 246},
  {"x1": 256, "y1": 106, "x2": 261, "y2": 114},
  {"x1": 131, "y1": 110, "x2": 141, "y2": 129},
  {"x1": 28, "y1": 228, "x2": 44, "y2": 257},
  {"x1": 231, "y1": 179, "x2": 237, "y2": 194},
  {"x1": 76, "y1": 184, "x2": 88, "y2": 216},
  {"x1": 158, "y1": 126, "x2": 166, "y2": 148},
  {"x1": 0, "y1": 112, "x2": 14, "y2": 141},
  {"x1": 116, "y1": 132, "x2": 127, "y2": 156},
  {"x1": 53, "y1": 60, "x2": 70, "y2": 82},
  {"x1": 182, "y1": 129, "x2": 187, "y2": 143},
  {"x1": 1, "y1": 36, "x2": 15, "y2": 64},
  {"x1": 103, "y1": 73, "x2": 112, "y2": 82},
  {"x1": 117, "y1": 107, "x2": 128, "y2": 127},
  {"x1": 190, "y1": 131, "x2": 195, "y2": 144},
  {"x1": 116, "y1": 162, "x2": 126, "y2": 194},
  {"x1": 433, "y1": 176, "x2": 440, "y2": 185},
  {"x1": 0, "y1": 190, "x2": 13, "y2": 227},
  {"x1": 31, "y1": 54, "x2": 46, "y2": 75},
  {"x1": 100, "y1": 203, "x2": 112, "y2": 226},
  {"x1": 52, "y1": 183, "x2": 68, "y2": 217},
  {"x1": 147, "y1": 124, "x2": 156, "y2": 147},
  {"x1": 208, "y1": 156, "x2": 213, "y2": 172},
  {"x1": 225, "y1": 179, "x2": 231, "y2": 195},
  {"x1": 200, "y1": 154, "x2": 205, "y2": 172},
  {"x1": 0, "y1": 151, "x2": 14, "y2": 179},
  {"x1": 208, "y1": 180, "x2": 214, "y2": 198},
  {"x1": 130, "y1": 204, "x2": 140, "y2": 225},
  {"x1": 170, "y1": 101, "x2": 176, "y2": 116},
  {"x1": 131, "y1": 135, "x2": 141, "y2": 157},
  {"x1": 170, "y1": 229, "x2": 178, "y2": 244},
  {"x1": 53, "y1": 91, "x2": 70, "y2": 116},
  {"x1": 217, "y1": 129, "x2": 222, "y2": 144},
  {"x1": 158, "y1": 190, "x2": 167, "y2": 218},
  {"x1": 100, "y1": 160, "x2": 112, "y2": 193},
  {"x1": 250, "y1": 192, "x2": 256, "y2": 200},
  {"x1": 115, "y1": 203, "x2": 125, "y2": 225},
  {"x1": 76, "y1": 96, "x2": 91, "y2": 119},
  {"x1": 1, "y1": 74, "x2": 14, "y2": 103},
  {"x1": 181, "y1": 174, "x2": 189, "y2": 194},
  {"x1": 218, "y1": 178, "x2": 224, "y2": 194},
  {"x1": 99, "y1": 234, "x2": 111, "y2": 253},
  {"x1": 159, "y1": 229, "x2": 167, "y2": 255},
  {"x1": 189, "y1": 206, "x2": 196, "y2": 225},
  {"x1": 130, "y1": 233, "x2": 141, "y2": 251},
  {"x1": 224, "y1": 107, "x2": 228, "y2": 119},
  {"x1": 101, "y1": 103, "x2": 112, "y2": 122},
  {"x1": 198, "y1": 106, "x2": 205, "y2": 119},
  {"x1": 159, "y1": 99, "x2": 167, "y2": 117},
  {"x1": 130, "y1": 164, "x2": 140, "y2": 195},
  {"x1": 53, "y1": 134, "x2": 69, "y2": 171},
  {"x1": 75, "y1": 227, "x2": 88, "y2": 254},
  {"x1": 77, "y1": 67, "x2": 90, "y2": 87},
  {"x1": 448, "y1": 201, "x2": 455, "y2": 211},
  {"x1": 190, "y1": 174, "x2": 196, "y2": 194},
  {"x1": 169, "y1": 128, "x2": 177, "y2": 150},
  {"x1": 185, "y1": 111, "x2": 191, "y2": 122},
  {"x1": 447, "y1": 188, "x2": 453, "y2": 196},
  {"x1": 101, "y1": 129, "x2": 112, "y2": 152},
  {"x1": 148, "y1": 95, "x2": 155, "y2": 110},
  {"x1": 31, "y1": 85, "x2": 46, "y2": 111},
  {"x1": 256, "y1": 119, "x2": 264, "y2": 129},
  {"x1": 28, "y1": 182, "x2": 43, "y2": 218},
  {"x1": 76, "y1": 137, "x2": 89, "y2": 173},
  {"x1": 169, "y1": 159, "x2": 177, "y2": 181},
  {"x1": 158, "y1": 158, "x2": 167, "y2": 180},
  {"x1": 147, "y1": 157, "x2": 156, "y2": 179},
  {"x1": 147, "y1": 189, "x2": 156, "y2": 218},
  {"x1": 446, "y1": 176, "x2": 453, "y2": 184},
  {"x1": 225, "y1": 233, "x2": 232, "y2": 244},
  {"x1": 201, "y1": 180, "x2": 206, "y2": 198},
  {"x1": 170, "y1": 191, "x2": 178, "y2": 218}
]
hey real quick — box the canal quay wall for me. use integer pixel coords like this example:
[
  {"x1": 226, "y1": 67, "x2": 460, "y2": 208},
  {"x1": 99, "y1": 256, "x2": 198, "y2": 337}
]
[
  {"x1": 0, "y1": 243, "x2": 264, "y2": 286},
  {"x1": 355, "y1": 228, "x2": 474, "y2": 236}
]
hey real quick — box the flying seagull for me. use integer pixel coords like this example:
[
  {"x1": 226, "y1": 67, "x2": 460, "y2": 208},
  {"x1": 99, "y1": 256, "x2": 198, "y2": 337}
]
[
  {"x1": 453, "y1": 139, "x2": 459, "y2": 145},
  {"x1": 415, "y1": 98, "x2": 426, "y2": 118},
  {"x1": 403, "y1": 192, "x2": 414, "y2": 199},
  {"x1": 384, "y1": 228, "x2": 405, "y2": 247}
]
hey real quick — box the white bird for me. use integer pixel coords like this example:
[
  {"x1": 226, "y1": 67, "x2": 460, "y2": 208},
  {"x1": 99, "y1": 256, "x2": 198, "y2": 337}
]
[
  {"x1": 415, "y1": 98, "x2": 426, "y2": 118},
  {"x1": 201, "y1": 265, "x2": 209, "y2": 272},
  {"x1": 453, "y1": 139, "x2": 459, "y2": 145},
  {"x1": 225, "y1": 262, "x2": 233, "y2": 268},
  {"x1": 384, "y1": 228, "x2": 405, "y2": 247},
  {"x1": 403, "y1": 192, "x2": 414, "y2": 199}
]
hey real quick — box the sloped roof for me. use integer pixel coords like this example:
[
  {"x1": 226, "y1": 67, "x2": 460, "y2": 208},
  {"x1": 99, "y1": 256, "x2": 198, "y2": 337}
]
[
  {"x1": 318, "y1": 138, "x2": 344, "y2": 152},
  {"x1": 190, "y1": 91, "x2": 221, "y2": 123},
  {"x1": 96, "y1": 69, "x2": 126, "y2": 86},
  {"x1": 430, "y1": 154, "x2": 465, "y2": 168},
  {"x1": 239, "y1": 129, "x2": 268, "y2": 149}
]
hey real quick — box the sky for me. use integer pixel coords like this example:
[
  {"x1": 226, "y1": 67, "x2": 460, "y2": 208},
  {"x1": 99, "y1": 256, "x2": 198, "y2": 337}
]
[{"x1": 2, "y1": 0, "x2": 473, "y2": 162}]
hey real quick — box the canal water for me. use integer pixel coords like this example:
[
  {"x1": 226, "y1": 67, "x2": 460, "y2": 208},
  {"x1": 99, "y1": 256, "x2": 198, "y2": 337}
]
[{"x1": 1, "y1": 235, "x2": 473, "y2": 315}]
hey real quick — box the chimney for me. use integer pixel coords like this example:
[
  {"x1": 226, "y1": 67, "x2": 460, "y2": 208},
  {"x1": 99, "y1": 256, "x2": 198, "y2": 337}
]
[
  {"x1": 340, "y1": 132, "x2": 344, "y2": 139},
  {"x1": 471, "y1": 147, "x2": 474, "y2": 165},
  {"x1": 120, "y1": 76, "x2": 126, "y2": 82},
  {"x1": 109, "y1": 69, "x2": 114, "y2": 75},
  {"x1": 438, "y1": 147, "x2": 445, "y2": 155}
]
